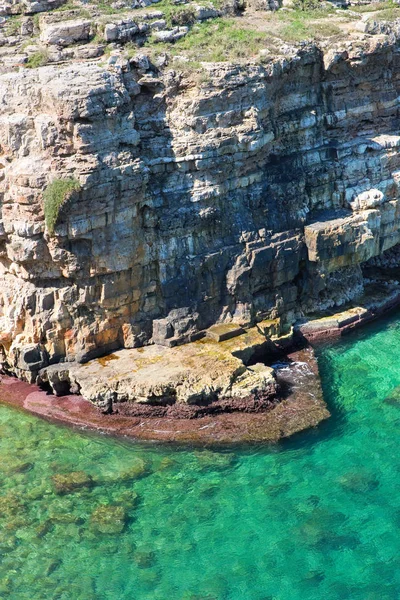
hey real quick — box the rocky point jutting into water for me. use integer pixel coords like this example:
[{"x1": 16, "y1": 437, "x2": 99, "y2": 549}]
[{"x1": 1, "y1": 0, "x2": 400, "y2": 437}]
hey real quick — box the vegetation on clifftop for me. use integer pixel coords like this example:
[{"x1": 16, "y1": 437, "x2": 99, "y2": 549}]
[
  {"x1": 43, "y1": 178, "x2": 81, "y2": 236},
  {"x1": 1, "y1": 0, "x2": 399, "y2": 73}
]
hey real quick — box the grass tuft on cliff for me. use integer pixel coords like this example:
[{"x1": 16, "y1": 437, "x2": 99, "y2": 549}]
[
  {"x1": 26, "y1": 50, "x2": 49, "y2": 69},
  {"x1": 43, "y1": 178, "x2": 81, "y2": 236}
]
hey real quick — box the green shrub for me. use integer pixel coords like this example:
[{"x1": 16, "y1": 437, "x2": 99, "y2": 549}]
[
  {"x1": 171, "y1": 6, "x2": 197, "y2": 26},
  {"x1": 370, "y1": 6, "x2": 400, "y2": 19},
  {"x1": 43, "y1": 178, "x2": 81, "y2": 235},
  {"x1": 26, "y1": 50, "x2": 49, "y2": 69},
  {"x1": 280, "y1": 17, "x2": 340, "y2": 41}
]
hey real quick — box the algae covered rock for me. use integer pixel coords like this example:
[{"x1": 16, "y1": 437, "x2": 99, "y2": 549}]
[
  {"x1": 119, "y1": 458, "x2": 149, "y2": 482},
  {"x1": 51, "y1": 471, "x2": 94, "y2": 495},
  {"x1": 383, "y1": 385, "x2": 400, "y2": 407},
  {"x1": 194, "y1": 450, "x2": 234, "y2": 472},
  {"x1": 36, "y1": 519, "x2": 54, "y2": 539},
  {"x1": 3, "y1": 461, "x2": 33, "y2": 475},
  {"x1": 114, "y1": 490, "x2": 139, "y2": 509},
  {"x1": 0, "y1": 533, "x2": 17, "y2": 554},
  {"x1": 157, "y1": 457, "x2": 175, "y2": 471},
  {"x1": 0, "y1": 492, "x2": 26, "y2": 517},
  {"x1": 90, "y1": 504, "x2": 127, "y2": 534}
]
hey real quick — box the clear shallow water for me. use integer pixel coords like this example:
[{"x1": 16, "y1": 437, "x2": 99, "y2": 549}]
[{"x1": 3, "y1": 313, "x2": 400, "y2": 599}]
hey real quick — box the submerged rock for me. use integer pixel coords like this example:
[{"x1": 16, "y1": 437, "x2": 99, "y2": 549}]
[
  {"x1": 114, "y1": 490, "x2": 139, "y2": 509},
  {"x1": 157, "y1": 457, "x2": 175, "y2": 471},
  {"x1": 0, "y1": 493, "x2": 25, "y2": 517},
  {"x1": 338, "y1": 471, "x2": 379, "y2": 493},
  {"x1": 51, "y1": 471, "x2": 94, "y2": 495},
  {"x1": 35, "y1": 519, "x2": 54, "y2": 539},
  {"x1": 3, "y1": 461, "x2": 33, "y2": 475},
  {"x1": 193, "y1": 450, "x2": 234, "y2": 471},
  {"x1": 0, "y1": 534, "x2": 17, "y2": 554},
  {"x1": 90, "y1": 505, "x2": 127, "y2": 535},
  {"x1": 133, "y1": 547, "x2": 156, "y2": 569},
  {"x1": 48, "y1": 509, "x2": 85, "y2": 525},
  {"x1": 45, "y1": 558, "x2": 62, "y2": 577},
  {"x1": 383, "y1": 386, "x2": 400, "y2": 406},
  {"x1": 119, "y1": 458, "x2": 149, "y2": 482}
]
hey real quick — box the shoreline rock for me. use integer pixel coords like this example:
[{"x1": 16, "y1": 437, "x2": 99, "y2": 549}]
[
  {"x1": 37, "y1": 325, "x2": 281, "y2": 410},
  {"x1": 0, "y1": 345, "x2": 329, "y2": 445},
  {"x1": 1, "y1": 287, "x2": 399, "y2": 444},
  {"x1": 296, "y1": 281, "x2": 400, "y2": 342}
]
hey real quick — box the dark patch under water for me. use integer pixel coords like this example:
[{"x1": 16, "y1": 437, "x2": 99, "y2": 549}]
[{"x1": 2, "y1": 311, "x2": 400, "y2": 598}]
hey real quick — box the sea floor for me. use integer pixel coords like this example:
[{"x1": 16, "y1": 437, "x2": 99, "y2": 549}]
[{"x1": 2, "y1": 310, "x2": 400, "y2": 598}]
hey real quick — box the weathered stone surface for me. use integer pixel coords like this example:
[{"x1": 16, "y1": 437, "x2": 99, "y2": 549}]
[
  {"x1": 304, "y1": 209, "x2": 381, "y2": 273},
  {"x1": 229, "y1": 362, "x2": 275, "y2": 399},
  {"x1": 152, "y1": 26, "x2": 188, "y2": 42},
  {"x1": 22, "y1": 0, "x2": 67, "y2": 14},
  {"x1": 296, "y1": 281, "x2": 400, "y2": 340},
  {"x1": 206, "y1": 323, "x2": 244, "y2": 342},
  {"x1": 39, "y1": 326, "x2": 276, "y2": 406},
  {"x1": 104, "y1": 20, "x2": 140, "y2": 42},
  {"x1": 193, "y1": 4, "x2": 220, "y2": 19}
]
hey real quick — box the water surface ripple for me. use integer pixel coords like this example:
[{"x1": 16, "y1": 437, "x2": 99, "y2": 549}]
[{"x1": 2, "y1": 311, "x2": 400, "y2": 599}]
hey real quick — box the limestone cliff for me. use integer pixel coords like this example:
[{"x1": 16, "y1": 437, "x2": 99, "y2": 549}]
[{"x1": 1, "y1": 31, "x2": 400, "y2": 382}]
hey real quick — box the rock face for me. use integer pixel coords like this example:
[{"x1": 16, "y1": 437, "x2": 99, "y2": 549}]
[{"x1": 2, "y1": 36, "x2": 400, "y2": 383}]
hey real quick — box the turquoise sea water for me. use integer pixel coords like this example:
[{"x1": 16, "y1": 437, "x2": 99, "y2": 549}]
[{"x1": 2, "y1": 313, "x2": 400, "y2": 599}]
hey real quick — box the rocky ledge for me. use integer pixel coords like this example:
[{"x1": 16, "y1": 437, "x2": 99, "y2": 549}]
[{"x1": 0, "y1": 345, "x2": 329, "y2": 444}]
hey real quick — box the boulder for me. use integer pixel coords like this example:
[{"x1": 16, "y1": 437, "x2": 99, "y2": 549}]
[
  {"x1": 153, "y1": 26, "x2": 188, "y2": 42},
  {"x1": 229, "y1": 363, "x2": 276, "y2": 399},
  {"x1": 104, "y1": 19, "x2": 139, "y2": 42},
  {"x1": 51, "y1": 471, "x2": 94, "y2": 495},
  {"x1": 193, "y1": 4, "x2": 220, "y2": 19},
  {"x1": 90, "y1": 505, "x2": 127, "y2": 534},
  {"x1": 40, "y1": 20, "x2": 92, "y2": 46}
]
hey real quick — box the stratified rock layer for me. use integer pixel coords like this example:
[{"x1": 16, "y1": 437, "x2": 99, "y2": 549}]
[{"x1": 2, "y1": 36, "x2": 400, "y2": 384}]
